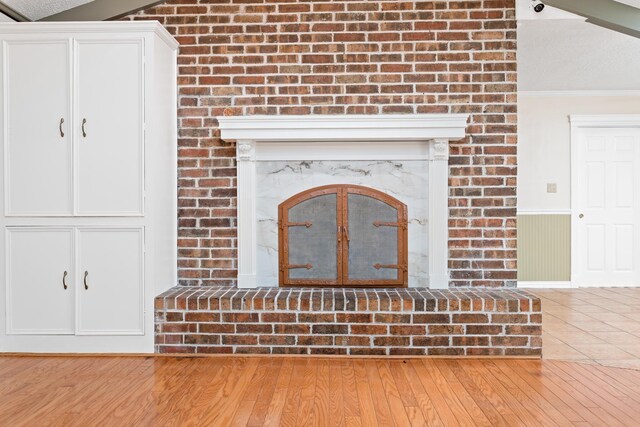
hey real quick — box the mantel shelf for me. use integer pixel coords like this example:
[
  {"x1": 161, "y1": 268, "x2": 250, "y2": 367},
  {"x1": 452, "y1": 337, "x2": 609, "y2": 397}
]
[{"x1": 217, "y1": 114, "x2": 469, "y2": 142}]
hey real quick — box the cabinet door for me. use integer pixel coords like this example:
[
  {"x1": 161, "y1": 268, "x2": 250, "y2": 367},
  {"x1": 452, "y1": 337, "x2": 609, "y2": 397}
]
[
  {"x1": 4, "y1": 41, "x2": 72, "y2": 215},
  {"x1": 77, "y1": 228, "x2": 144, "y2": 335},
  {"x1": 6, "y1": 228, "x2": 74, "y2": 334},
  {"x1": 75, "y1": 40, "x2": 144, "y2": 216}
]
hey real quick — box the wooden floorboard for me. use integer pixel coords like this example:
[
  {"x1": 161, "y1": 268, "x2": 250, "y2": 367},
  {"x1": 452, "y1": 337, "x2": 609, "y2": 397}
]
[{"x1": 2, "y1": 356, "x2": 640, "y2": 426}]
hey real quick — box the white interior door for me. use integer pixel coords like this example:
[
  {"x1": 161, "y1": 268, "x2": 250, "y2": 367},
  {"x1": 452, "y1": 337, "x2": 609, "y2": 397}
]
[
  {"x1": 574, "y1": 127, "x2": 640, "y2": 287},
  {"x1": 6, "y1": 228, "x2": 74, "y2": 334},
  {"x1": 77, "y1": 228, "x2": 144, "y2": 335},
  {"x1": 75, "y1": 39, "x2": 144, "y2": 216},
  {"x1": 4, "y1": 40, "x2": 72, "y2": 215}
]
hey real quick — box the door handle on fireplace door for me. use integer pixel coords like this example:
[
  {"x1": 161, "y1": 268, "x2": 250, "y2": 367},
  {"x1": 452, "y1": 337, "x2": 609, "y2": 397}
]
[
  {"x1": 83, "y1": 271, "x2": 89, "y2": 290},
  {"x1": 343, "y1": 225, "x2": 350, "y2": 243}
]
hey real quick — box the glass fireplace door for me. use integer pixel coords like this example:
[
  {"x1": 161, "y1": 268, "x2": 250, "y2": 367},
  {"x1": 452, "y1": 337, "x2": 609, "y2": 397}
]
[{"x1": 279, "y1": 185, "x2": 407, "y2": 287}]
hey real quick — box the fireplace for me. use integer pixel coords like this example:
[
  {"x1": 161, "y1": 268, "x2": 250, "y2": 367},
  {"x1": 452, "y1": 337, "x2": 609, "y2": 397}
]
[
  {"x1": 279, "y1": 184, "x2": 408, "y2": 287},
  {"x1": 155, "y1": 114, "x2": 543, "y2": 356},
  {"x1": 217, "y1": 114, "x2": 470, "y2": 289}
]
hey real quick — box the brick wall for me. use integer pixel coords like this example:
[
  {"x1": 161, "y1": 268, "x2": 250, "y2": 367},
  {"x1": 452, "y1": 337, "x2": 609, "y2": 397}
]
[
  {"x1": 128, "y1": 0, "x2": 518, "y2": 287},
  {"x1": 155, "y1": 287, "x2": 541, "y2": 355}
]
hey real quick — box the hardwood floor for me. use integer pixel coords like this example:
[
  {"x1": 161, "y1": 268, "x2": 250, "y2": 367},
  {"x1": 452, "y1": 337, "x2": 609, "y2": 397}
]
[{"x1": 2, "y1": 356, "x2": 640, "y2": 426}]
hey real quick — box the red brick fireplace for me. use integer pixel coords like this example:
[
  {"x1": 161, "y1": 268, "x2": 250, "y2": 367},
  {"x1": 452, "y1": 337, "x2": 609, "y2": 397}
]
[{"x1": 130, "y1": 0, "x2": 535, "y2": 356}]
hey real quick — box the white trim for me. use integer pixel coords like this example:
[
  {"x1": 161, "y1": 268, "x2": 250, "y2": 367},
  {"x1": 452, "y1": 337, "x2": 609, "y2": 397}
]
[
  {"x1": 0, "y1": 22, "x2": 178, "y2": 50},
  {"x1": 235, "y1": 140, "x2": 257, "y2": 290},
  {"x1": 519, "y1": 90, "x2": 640, "y2": 97},
  {"x1": 517, "y1": 210, "x2": 571, "y2": 215},
  {"x1": 570, "y1": 120, "x2": 581, "y2": 288},
  {"x1": 575, "y1": 283, "x2": 640, "y2": 288},
  {"x1": 517, "y1": 281, "x2": 572, "y2": 289},
  {"x1": 219, "y1": 114, "x2": 470, "y2": 289},
  {"x1": 569, "y1": 115, "x2": 640, "y2": 127}
]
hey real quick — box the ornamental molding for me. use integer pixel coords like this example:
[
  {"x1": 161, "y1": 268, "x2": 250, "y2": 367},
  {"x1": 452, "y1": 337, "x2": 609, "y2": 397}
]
[{"x1": 236, "y1": 141, "x2": 255, "y2": 162}]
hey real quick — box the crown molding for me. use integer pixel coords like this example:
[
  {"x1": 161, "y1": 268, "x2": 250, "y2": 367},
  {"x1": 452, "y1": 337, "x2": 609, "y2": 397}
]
[
  {"x1": 0, "y1": 21, "x2": 178, "y2": 49},
  {"x1": 519, "y1": 90, "x2": 640, "y2": 97}
]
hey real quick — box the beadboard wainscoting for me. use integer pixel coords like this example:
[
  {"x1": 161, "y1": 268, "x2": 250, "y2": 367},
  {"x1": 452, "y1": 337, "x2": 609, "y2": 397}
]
[{"x1": 517, "y1": 211, "x2": 571, "y2": 288}]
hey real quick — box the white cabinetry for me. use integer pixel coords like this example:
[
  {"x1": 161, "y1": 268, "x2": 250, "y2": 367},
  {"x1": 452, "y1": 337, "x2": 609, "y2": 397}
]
[
  {"x1": 4, "y1": 40, "x2": 72, "y2": 215},
  {"x1": 0, "y1": 22, "x2": 178, "y2": 353},
  {"x1": 6, "y1": 228, "x2": 74, "y2": 334},
  {"x1": 75, "y1": 40, "x2": 144, "y2": 216},
  {"x1": 77, "y1": 228, "x2": 144, "y2": 335}
]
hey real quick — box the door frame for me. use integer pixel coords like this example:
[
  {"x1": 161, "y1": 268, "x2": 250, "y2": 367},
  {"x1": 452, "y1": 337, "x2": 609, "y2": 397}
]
[{"x1": 570, "y1": 114, "x2": 640, "y2": 288}]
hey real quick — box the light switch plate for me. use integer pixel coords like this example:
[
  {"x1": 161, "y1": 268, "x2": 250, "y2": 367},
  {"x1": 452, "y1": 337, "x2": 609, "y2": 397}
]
[{"x1": 547, "y1": 183, "x2": 557, "y2": 193}]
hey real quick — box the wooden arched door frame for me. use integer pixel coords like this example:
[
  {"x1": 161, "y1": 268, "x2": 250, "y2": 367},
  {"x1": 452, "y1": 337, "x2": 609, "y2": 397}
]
[{"x1": 278, "y1": 184, "x2": 408, "y2": 288}]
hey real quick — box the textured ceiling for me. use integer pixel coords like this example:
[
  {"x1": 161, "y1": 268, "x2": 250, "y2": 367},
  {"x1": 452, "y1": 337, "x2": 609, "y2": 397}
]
[
  {"x1": 2, "y1": 0, "x2": 94, "y2": 20},
  {"x1": 518, "y1": 19, "x2": 640, "y2": 91},
  {"x1": 517, "y1": 0, "x2": 640, "y2": 91}
]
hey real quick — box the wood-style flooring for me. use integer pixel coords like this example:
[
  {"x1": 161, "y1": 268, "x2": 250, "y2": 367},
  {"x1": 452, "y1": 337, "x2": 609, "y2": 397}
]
[{"x1": 2, "y1": 355, "x2": 640, "y2": 426}]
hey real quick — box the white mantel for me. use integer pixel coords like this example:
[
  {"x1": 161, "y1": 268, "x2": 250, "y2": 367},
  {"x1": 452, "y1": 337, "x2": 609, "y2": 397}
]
[{"x1": 217, "y1": 114, "x2": 470, "y2": 289}]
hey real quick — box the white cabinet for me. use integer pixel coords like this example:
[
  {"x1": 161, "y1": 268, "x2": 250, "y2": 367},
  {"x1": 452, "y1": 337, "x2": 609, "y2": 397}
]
[
  {"x1": 77, "y1": 229, "x2": 144, "y2": 335},
  {"x1": 6, "y1": 227, "x2": 143, "y2": 337},
  {"x1": 0, "y1": 22, "x2": 178, "y2": 353},
  {"x1": 4, "y1": 38, "x2": 144, "y2": 216},
  {"x1": 6, "y1": 228, "x2": 74, "y2": 334},
  {"x1": 76, "y1": 40, "x2": 144, "y2": 216},
  {"x1": 4, "y1": 41, "x2": 73, "y2": 215}
]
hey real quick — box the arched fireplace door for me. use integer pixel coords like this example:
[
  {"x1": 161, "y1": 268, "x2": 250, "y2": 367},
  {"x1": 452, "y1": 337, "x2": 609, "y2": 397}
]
[{"x1": 278, "y1": 185, "x2": 408, "y2": 288}]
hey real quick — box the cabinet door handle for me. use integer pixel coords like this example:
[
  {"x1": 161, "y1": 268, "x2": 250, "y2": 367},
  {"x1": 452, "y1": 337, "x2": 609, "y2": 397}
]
[
  {"x1": 62, "y1": 271, "x2": 68, "y2": 290},
  {"x1": 82, "y1": 118, "x2": 87, "y2": 138},
  {"x1": 59, "y1": 118, "x2": 65, "y2": 138},
  {"x1": 83, "y1": 271, "x2": 89, "y2": 290}
]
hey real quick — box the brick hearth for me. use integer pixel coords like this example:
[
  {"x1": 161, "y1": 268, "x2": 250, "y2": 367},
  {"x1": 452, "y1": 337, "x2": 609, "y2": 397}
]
[{"x1": 155, "y1": 287, "x2": 541, "y2": 356}]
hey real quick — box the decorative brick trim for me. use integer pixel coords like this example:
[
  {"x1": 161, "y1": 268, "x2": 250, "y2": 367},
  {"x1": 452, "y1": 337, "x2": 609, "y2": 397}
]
[
  {"x1": 155, "y1": 287, "x2": 542, "y2": 356},
  {"x1": 127, "y1": 0, "x2": 519, "y2": 287}
]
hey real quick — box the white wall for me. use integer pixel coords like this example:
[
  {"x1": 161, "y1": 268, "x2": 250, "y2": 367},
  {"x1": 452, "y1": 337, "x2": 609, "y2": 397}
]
[{"x1": 518, "y1": 94, "x2": 640, "y2": 211}]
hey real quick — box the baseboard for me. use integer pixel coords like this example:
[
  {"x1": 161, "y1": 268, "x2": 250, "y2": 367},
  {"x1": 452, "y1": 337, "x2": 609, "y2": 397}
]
[{"x1": 518, "y1": 281, "x2": 572, "y2": 289}]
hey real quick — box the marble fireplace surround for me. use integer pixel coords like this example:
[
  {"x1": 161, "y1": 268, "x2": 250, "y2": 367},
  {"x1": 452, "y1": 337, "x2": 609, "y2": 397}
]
[{"x1": 217, "y1": 114, "x2": 470, "y2": 289}]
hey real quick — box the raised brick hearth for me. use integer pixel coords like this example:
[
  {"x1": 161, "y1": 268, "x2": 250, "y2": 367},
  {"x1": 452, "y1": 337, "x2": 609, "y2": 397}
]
[{"x1": 155, "y1": 287, "x2": 542, "y2": 356}]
